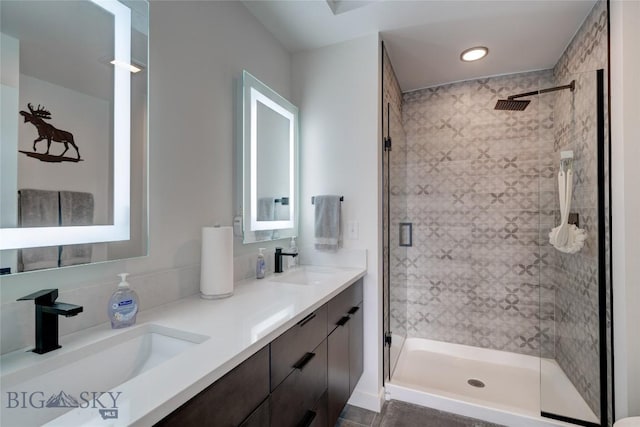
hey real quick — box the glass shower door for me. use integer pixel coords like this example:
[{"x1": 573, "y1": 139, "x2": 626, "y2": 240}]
[
  {"x1": 382, "y1": 44, "x2": 408, "y2": 383},
  {"x1": 539, "y1": 68, "x2": 610, "y2": 427}
]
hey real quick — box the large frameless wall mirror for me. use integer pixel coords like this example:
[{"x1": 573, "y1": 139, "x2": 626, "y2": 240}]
[
  {"x1": 0, "y1": 0, "x2": 148, "y2": 274},
  {"x1": 240, "y1": 70, "x2": 298, "y2": 244}
]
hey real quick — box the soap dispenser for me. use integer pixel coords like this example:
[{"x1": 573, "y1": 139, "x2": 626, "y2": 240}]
[
  {"x1": 256, "y1": 248, "x2": 266, "y2": 279},
  {"x1": 108, "y1": 273, "x2": 139, "y2": 329},
  {"x1": 288, "y1": 237, "x2": 298, "y2": 269}
]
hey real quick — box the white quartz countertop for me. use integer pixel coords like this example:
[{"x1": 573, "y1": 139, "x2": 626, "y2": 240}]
[{"x1": 0, "y1": 265, "x2": 366, "y2": 426}]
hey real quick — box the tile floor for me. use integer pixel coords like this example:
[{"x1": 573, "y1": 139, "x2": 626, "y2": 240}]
[{"x1": 337, "y1": 401, "x2": 505, "y2": 427}]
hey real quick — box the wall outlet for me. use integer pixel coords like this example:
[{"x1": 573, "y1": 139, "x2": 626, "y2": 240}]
[
  {"x1": 347, "y1": 221, "x2": 359, "y2": 240},
  {"x1": 233, "y1": 215, "x2": 243, "y2": 237}
]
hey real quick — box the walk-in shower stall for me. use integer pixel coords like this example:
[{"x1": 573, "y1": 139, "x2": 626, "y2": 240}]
[{"x1": 381, "y1": 2, "x2": 612, "y2": 426}]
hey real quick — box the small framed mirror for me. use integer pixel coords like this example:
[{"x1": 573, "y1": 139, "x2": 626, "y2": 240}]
[{"x1": 240, "y1": 70, "x2": 298, "y2": 244}]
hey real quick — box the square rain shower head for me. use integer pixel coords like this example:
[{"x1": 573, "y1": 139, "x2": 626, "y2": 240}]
[{"x1": 494, "y1": 99, "x2": 531, "y2": 111}]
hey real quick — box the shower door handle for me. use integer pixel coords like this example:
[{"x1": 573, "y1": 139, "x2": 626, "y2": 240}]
[{"x1": 399, "y1": 222, "x2": 413, "y2": 247}]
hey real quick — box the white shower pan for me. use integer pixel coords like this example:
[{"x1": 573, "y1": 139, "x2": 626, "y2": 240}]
[{"x1": 386, "y1": 337, "x2": 598, "y2": 427}]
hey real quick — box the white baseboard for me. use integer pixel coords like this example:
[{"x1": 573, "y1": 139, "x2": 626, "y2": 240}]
[{"x1": 347, "y1": 387, "x2": 385, "y2": 413}]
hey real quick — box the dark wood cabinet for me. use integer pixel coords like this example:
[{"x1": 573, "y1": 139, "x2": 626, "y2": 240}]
[
  {"x1": 156, "y1": 346, "x2": 270, "y2": 427},
  {"x1": 309, "y1": 391, "x2": 328, "y2": 427},
  {"x1": 157, "y1": 278, "x2": 364, "y2": 427},
  {"x1": 328, "y1": 319, "x2": 350, "y2": 425},
  {"x1": 271, "y1": 305, "x2": 327, "y2": 391},
  {"x1": 239, "y1": 398, "x2": 270, "y2": 427},
  {"x1": 270, "y1": 339, "x2": 328, "y2": 427},
  {"x1": 327, "y1": 279, "x2": 364, "y2": 427},
  {"x1": 349, "y1": 302, "x2": 363, "y2": 395}
]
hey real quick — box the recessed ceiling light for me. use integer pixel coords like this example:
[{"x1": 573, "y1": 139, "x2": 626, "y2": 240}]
[{"x1": 460, "y1": 46, "x2": 489, "y2": 62}]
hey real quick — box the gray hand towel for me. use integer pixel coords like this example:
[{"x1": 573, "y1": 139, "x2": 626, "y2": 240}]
[
  {"x1": 255, "y1": 197, "x2": 275, "y2": 241},
  {"x1": 18, "y1": 189, "x2": 60, "y2": 272},
  {"x1": 59, "y1": 191, "x2": 94, "y2": 266},
  {"x1": 314, "y1": 195, "x2": 341, "y2": 251}
]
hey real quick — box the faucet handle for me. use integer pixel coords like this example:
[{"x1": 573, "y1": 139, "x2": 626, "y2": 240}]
[{"x1": 17, "y1": 289, "x2": 58, "y2": 305}]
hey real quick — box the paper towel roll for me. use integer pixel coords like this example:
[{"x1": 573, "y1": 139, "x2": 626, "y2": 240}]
[{"x1": 200, "y1": 226, "x2": 234, "y2": 299}]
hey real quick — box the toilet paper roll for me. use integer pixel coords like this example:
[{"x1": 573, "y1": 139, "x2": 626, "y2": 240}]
[{"x1": 200, "y1": 226, "x2": 234, "y2": 299}]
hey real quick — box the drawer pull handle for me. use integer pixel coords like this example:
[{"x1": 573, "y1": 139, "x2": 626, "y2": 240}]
[
  {"x1": 293, "y1": 352, "x2": 315, "y2": 370},
  {"x1": 297, "y1": 312, "x2": 316, "y2": 327},
  {"x1": 298, "y1": 410, "x2": 316, "y2": 427},
  {"x1": 348, "y1": 306, "x2": 360, "y2": 315},
  {"x1": 336, "y1": 316, "x2": 350, "y2": 327}
]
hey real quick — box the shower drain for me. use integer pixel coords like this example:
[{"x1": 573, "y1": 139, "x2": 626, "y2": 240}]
[{"x1": 467, "y1": 379, "x2": 485, "y2": 388}]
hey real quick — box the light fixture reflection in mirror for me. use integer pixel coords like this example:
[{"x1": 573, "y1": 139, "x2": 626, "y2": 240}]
[
  {"x1": 250, "y1": 87, "x2": 295, "y2": 232},
  {"x1": 0, "y1": 0, "x2": 131, "y2": 250}
]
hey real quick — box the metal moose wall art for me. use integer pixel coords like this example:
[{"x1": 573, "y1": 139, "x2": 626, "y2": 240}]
[{"x1": 19, "y1": 103, "x2": 82, "y2": 163}]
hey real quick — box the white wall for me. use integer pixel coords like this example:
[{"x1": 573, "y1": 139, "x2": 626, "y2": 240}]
[
  {"x1": 0, "y1": 1, "x2": 292, "y2": 347},
  {"x1": 18, "y1": 75, "x2": 111, "y2": 227},
  {"x1": 292, "y1": 34, "x2": 383, "y2": 411},
  {"x1": 611, "y1": 0, "x2": 640, "y2": 418}
]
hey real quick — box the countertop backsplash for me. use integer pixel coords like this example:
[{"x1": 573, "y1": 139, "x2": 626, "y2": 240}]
[
  {"x1": 1, "y1": 247, "x2": 367, "y2": 355},
  {"x1": 0, "y1": 265, "x2": 200, "y2": 355}
]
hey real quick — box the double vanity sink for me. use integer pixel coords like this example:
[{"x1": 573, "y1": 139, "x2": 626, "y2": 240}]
[{"x1": 0, "y1": 266, "x2": 366, "y2": 426}]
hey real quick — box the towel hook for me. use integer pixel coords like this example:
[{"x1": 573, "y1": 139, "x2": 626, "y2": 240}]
[{"x1": 560, "y1": 150, "x2": 574, "y2": 172}]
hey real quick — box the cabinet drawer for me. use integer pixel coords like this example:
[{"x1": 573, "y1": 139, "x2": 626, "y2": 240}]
[
  {"x1": 156, "y1": 346, "x2": 269, "y2": 427},
  {"x1": 327, "y1": 279, "x2": 363, "y2": 333},
  {"x1": 271, "y1": 304, "x2": 327, "y2": 390},
  {"x1": 270, "y1": 339, "x2": 328, "y2": 427}
]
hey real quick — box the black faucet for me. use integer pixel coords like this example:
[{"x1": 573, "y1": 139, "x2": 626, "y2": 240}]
[
  {"x1": 18, "y1": 289, "x2": 83, "y2": 354},
  {"x1": 274, "y1": 247, "x2": 298, "y2": 273}
]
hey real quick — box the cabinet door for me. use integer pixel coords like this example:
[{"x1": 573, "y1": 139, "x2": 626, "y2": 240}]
[
  {"x1": 156, "y1": 346, "x2": 269, "y2": 427},
  {"x1": 327, "y1": 320, "x2": 350, "y2": 427},
  {"x1": 348, "y1": 303, "x2": 363, "y2": 394}
]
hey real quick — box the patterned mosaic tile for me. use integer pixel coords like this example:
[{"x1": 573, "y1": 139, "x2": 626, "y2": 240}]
[{"x1": 395, "y1": 68, "x2": 555, "y2": 357}]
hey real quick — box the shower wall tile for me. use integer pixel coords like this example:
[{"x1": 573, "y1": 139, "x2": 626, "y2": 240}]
[
  {"x1": 554, "y1": 0, "x2": 608, "y2": 82},
  {"x1": 399, "y1": 69, "x2": 555, "y2": 357}
]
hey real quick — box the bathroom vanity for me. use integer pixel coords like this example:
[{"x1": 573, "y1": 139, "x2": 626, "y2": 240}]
[
  {"x1": 0, "y1": 266, "x2": 365, "y2": 426},
  {"x1": 157, "y1": 277, "x2": 364, "y2": 427}
]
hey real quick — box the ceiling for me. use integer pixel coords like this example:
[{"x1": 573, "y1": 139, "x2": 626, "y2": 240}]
[
  {"x1": 243, "y1": 0, "x2": 597, "y2": 92},
  {"x1": 0, "y1": 0, "x2": 147, "y2": 101}
]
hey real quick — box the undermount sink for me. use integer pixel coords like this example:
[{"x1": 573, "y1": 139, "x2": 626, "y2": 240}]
[
  {"x1": 270, "y1": 266, "x2": 337, "y2": 285},
  {"x1": 0, "y1": 324, "x2": 208, "y2": 427}
]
